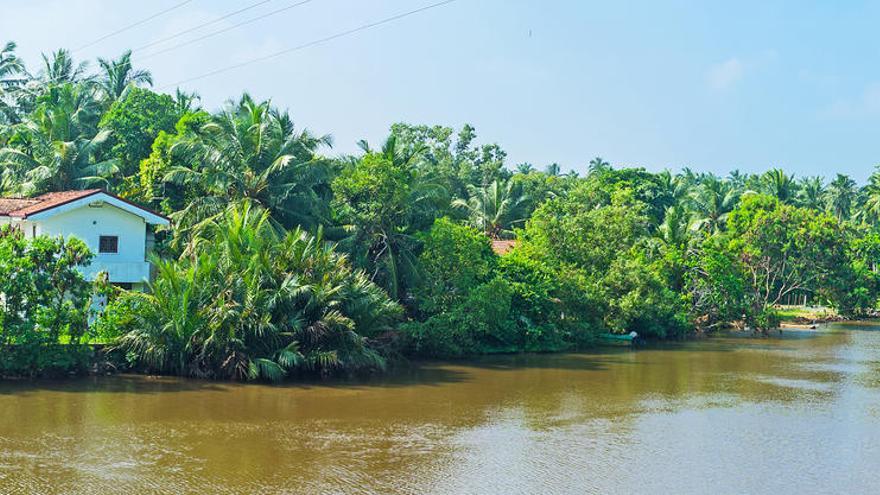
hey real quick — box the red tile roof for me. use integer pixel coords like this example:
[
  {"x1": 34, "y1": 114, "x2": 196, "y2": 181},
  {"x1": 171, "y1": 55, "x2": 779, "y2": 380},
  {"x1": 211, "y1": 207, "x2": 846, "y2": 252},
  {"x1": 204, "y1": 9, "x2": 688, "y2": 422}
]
[
  {"x1": 0, "y1": 189, "x2": 168, "y2": 221},
  {"x1": 0, "y1": 189, "x2": 103, "y2": 218},
  {"x1": 491, "y1": 239, "x2": 518, "y2": 255},
  {"x1": 0, "y1": 197, "x2": 40, "y2": 216}
]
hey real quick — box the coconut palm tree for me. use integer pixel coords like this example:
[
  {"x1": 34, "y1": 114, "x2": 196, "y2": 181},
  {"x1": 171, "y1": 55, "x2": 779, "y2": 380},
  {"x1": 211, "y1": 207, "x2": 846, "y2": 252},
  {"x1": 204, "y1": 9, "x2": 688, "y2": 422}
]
[
  {"x1": 588, "y1": 156, "x2": 611, "y2": 175},
  {"x1": 453, "y1": 178, "x2": 529, "y2": 239},
  {"x1": 688, "y1": 177, "x2": 739, "y2": 233},
  {"x1": 727, "y1": 169, "x2": 748, "y2": 189},
  {"x1": 761, "y1": 168, "x2": 796, "y2": 204},
  {"x1": 39, "y1": 49, "x2": 89, "y2": 85},
  {"x1": 826, "y1": 173, "x2": 857, "y2": 222},
  {"x1": 653, "y1": 205, "x2": 690, "y2": 250},
  {"x1": 0, "y1": 42, "x2": 23, "y2": 82},
  {"x1": 515, "y1": 162, "x2": 535, "y2": 174},
  {"x1": 656, "y1": 169, "x2": 690, "y2": 206},
  {"x1": 96, "y1": 50, "x2": 152, "y2": 101},
  {"x1": 164, "y1": 93, "x2": 332, "y2": 234},
  {"x1": 796, "y1": 176, "x2": 825, "y2": 211},
  {"x1": 336, "y1": 135, "x2": 444, "y2": 301},
  {"x1": 859, "y1": 167, "x2": 880, "y2": 225},
  {"x1": 0, "y1": 41, "x2": 26, "y2": 124},
  {"x1": 0, "y1": 128, "x2": 118, "y2": 193},
  {"x1": 29, "y1": 82, "x2": 102, "y2": 142}
]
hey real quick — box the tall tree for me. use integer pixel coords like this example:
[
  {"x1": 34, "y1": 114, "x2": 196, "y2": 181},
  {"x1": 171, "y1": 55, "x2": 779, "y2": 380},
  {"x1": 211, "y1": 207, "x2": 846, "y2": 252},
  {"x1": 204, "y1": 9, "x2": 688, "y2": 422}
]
[
  {"x1": 96, "y1": 50, "x2": 152, "y2": 102},
  {"x1": 333, "y1": 135, "x2": 444, "y2": 300},
  {"x1": 0, "y1": 128, "x2": 118, "y2": 193},
  {"x1": 39, "y1": 49, "x2": 89, "y2": 84},
  {"x1": 796, "y1": 176, "x2": 825, "y2": 211},
  {"x1": 860, "y1": 166, "x2": 880, "y2": 226},
  {"x1": 826, "y1": 173, "x2": 857, "y2": 222},
  {"x1": 688, "y1": 177, "x2": 739, "y2": 234},
  {"x1": 761, "y1": 168, "x2": 796, "y2": 204},
  {"x1": 165, "y1": 93, "x2": 332, "y2": 233},
  {"x1": 452, "y1": 178, "x2": 529, "y2": 239},
  {"x1": 0, "y1": 41, "x2": 26, "y2": 124}
]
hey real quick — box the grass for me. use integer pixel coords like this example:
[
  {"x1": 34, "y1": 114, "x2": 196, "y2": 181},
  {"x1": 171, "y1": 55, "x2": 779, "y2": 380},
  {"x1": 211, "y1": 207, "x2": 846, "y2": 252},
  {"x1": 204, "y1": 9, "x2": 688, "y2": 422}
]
[{"x1": 775, "y1": 305, "x2": 837, "y2": 322}]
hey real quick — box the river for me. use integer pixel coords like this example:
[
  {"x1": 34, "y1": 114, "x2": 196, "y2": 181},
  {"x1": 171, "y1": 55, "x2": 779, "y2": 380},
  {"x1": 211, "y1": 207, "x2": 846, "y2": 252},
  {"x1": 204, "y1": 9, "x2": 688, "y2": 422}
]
[{"x1": 1, "y1": 322, "x2": 879, "y2": 494}]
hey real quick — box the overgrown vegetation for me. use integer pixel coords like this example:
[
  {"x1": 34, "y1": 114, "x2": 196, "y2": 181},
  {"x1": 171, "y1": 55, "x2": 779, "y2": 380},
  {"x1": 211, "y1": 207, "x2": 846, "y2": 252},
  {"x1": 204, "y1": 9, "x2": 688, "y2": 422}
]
[{"x1": 2, "y1": 43, "x2": 880, "y2": 378}]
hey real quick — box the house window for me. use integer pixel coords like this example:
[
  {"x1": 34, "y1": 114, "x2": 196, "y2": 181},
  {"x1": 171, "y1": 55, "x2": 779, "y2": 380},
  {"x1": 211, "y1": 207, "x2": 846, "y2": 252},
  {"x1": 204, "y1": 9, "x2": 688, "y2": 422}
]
[{"x1": 99, "y1": 235, "x2": 118, "y2": 254}]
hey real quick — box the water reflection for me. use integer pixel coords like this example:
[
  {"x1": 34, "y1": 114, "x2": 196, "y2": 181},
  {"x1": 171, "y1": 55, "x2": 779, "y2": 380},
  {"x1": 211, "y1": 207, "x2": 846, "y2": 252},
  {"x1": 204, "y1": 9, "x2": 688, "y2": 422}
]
[{"x1": 1, "y1": 323, "x2": 880, "y2": 493}]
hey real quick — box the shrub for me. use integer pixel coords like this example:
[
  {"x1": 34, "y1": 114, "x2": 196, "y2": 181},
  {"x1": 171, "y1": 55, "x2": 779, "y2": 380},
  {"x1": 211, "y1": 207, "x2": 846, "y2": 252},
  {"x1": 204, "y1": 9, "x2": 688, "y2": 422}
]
[{"x1": 0, "y1": 226, "x2": 94, "y2": 376}]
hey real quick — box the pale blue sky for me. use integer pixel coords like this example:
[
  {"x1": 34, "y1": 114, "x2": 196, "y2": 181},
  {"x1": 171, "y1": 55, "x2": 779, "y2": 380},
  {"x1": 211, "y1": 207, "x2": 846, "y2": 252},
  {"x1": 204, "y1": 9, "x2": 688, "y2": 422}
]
[{"x1": 3, "y1": 0, "x2": 880, "y2": 180}]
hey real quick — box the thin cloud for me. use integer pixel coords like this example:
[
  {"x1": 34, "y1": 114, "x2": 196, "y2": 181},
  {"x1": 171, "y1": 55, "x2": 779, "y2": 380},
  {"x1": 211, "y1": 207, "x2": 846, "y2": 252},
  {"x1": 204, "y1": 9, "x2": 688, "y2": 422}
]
[
  {"x1": 706, "y1": 58, "x2": 744, "y2": 90},
  {"x1": 821, "y1": 82, "x2": 880, "y2": 118}
]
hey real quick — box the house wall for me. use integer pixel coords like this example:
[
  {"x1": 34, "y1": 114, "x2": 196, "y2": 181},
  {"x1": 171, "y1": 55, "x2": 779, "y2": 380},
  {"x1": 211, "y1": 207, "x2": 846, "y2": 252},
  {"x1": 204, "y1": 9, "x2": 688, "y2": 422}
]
[{"x1": 36, "y1": 203, "x2": 150, "y2": 283}]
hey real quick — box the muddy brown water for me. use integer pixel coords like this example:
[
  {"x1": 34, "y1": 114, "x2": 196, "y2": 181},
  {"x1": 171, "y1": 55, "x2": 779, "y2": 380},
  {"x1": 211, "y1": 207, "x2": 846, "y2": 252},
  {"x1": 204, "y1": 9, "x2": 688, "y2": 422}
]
[{"x1": 2, "y1": 322, "x2": 880, "y2": 494}]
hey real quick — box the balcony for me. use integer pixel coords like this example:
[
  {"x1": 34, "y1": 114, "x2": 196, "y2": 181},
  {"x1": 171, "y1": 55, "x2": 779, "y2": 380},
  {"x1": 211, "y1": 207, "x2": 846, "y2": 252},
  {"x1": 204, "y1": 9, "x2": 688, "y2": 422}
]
[{"x1": 80, "y1": 260, "x2": 151, "y2": 284}]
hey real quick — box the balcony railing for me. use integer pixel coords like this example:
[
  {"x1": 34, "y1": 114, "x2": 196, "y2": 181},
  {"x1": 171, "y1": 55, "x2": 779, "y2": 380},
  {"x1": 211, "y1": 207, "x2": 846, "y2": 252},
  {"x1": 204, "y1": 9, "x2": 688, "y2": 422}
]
[{"x1": 80, "y1": 260, "x2": 151, "y2": 284}]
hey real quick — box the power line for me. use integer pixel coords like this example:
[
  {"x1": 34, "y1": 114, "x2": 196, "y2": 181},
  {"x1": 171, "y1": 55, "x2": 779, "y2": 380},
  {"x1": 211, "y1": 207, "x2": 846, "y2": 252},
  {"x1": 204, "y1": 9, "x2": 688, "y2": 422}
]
[
  {"x1": 159, "y1": 0, "x2": 458, "y2": 90},
  {"x1": 74, "y1": 0, "x2": 195, "y2": 52},
  {"x1": 131, "y1": 0, "x2": 275, "y2": 54},
  {"x1": 135, "y1": 0, "x2": 315, "y2": 62}
]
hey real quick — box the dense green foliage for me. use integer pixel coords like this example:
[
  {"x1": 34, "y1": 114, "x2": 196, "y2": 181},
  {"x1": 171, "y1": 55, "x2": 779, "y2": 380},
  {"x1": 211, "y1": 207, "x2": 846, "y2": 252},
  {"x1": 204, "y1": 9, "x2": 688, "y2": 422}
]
[
  {"x1": 0, "y1": 226, "x2": 95, "y2": 375},
  {"x1": 2, "y1": 43, "x2": 880, "y2": 378},
  {"x1": 108, "y1": 205, "x2": 400, "y2": 380}
]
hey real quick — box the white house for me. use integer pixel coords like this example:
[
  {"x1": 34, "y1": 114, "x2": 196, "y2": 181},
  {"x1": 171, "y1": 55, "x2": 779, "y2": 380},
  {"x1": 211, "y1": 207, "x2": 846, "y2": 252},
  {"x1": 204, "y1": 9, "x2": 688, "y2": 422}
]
[{"x1": 0, "y1": 189, "x2": 169, "y2": 291}]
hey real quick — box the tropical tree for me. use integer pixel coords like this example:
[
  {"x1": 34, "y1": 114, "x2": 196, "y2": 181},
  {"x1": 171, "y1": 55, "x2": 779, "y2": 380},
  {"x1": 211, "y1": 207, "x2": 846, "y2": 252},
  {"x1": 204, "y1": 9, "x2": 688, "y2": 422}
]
[
  {"x1": 96, "y1": 50, "x2": 152, "y2": 102},
  {"x1": 859, "y1": 167, "x2": 880, "y2": 226},
  {"x1": 588, "y1": 156, "x2": 611, "y2": 175},
  {"x1": 0, "y1": 42, "x2": 23, "y2": 84},
  {"x1": 761, "y1": 168, "x2": 796, "y2": 204},
  {"x1": 0, "y1": 226, "x2": 94, "y2": 375},
  {"x1": 515, "y1": 162, "x2": 535, "y2": 174},
  {"x1": 725, "y1": 194, "x2": 850, "y2": 330},
  {"x1": 164, "y1": 93, "x2": 333, "y2": 235},
  {"x1": 333, "y1": 135, "x2": 444, "y2": 300},
  {"x1": 727, "y1": 169, "x2": 748, "y2": 189},
  {"x1": 39, "y1": 49, "x2": 89, "y2": 85},
  {"x1": 0, "y1": 128, "x2": 118, "y2": 193},
  {"x1": 656, "y1": 169, "x2": 689, "y2": 206},
  {"x1": 0, "y1": 41, "x2": 26, "y2": 124},
  {"x1": 109, "y1": 204, "x2": 400, "y2": 380},
  {"x1": 27, "y1": 82, "x2": 102, "y2": 142},
  {"x1": 796, "y1": 176, "x2": 825, "y2": 211},
  {"x1": 653, "y1": 205, "x2": 691, "y2": 251},
  {"x1": 452, "y1": 178, "x2": 529, "y2": 239},
  {"x1": 826, "y1": 173, "x2": 858, "y2": 222},
  {"x1": 688, "y1": 177, "x2": 739, "y2": 233}
]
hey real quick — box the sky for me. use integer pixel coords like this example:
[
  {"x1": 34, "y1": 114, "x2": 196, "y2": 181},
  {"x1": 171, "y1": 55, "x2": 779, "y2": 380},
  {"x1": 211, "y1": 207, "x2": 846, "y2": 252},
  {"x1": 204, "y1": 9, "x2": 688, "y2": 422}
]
[{"x1": 3, "y1": 0, "x2": 880, "y2": 181}]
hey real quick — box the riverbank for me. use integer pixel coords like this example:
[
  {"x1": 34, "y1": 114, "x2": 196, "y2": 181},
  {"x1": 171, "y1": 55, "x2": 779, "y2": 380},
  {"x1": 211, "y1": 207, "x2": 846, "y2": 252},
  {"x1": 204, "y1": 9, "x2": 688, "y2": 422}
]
[{"x1": 3, "y1": 306, "x2": 875, "y2": 380}]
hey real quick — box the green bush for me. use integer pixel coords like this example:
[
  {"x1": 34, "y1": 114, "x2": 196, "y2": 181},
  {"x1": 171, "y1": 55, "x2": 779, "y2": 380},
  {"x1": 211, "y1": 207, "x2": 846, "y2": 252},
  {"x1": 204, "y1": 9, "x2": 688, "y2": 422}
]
[
  {"x1": 0, "y1": 226, "x2": 95, "y2": 376},
  {"x1": 415, "y1": 217, "x2": 496, "y2": 314},
  {"x1": 402, "y1": 277, "x2": 514, "y2": 357},
  {"x1": 600, "y1": 253, "x2": 690, "y2": 339}
]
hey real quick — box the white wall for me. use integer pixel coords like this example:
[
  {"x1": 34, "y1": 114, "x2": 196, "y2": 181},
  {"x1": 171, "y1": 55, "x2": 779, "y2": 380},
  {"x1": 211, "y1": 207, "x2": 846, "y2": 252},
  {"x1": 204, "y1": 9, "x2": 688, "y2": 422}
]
[
  {"x1": 36, "y1": 204, "x2": 149, "y2": 283},
  {"x1": 38, "y1": 204, "x2": 146, "y2": 262}
]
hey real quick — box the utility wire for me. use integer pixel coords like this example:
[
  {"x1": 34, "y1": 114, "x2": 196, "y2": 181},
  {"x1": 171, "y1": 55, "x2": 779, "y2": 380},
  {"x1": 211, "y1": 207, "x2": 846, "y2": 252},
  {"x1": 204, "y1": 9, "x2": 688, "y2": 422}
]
[
  {"x1": 158, "y1": 0, "x2": 458, "y2": 90},
  {"x1": 74, "y1": 0, "x2": 195, "y2": 52},
  {"x1": 131, "y1": 0, "x2": 275, "y2": 54},
  {"x1": 136, "y1": 0, "x2": 315, "y2": 62}
]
